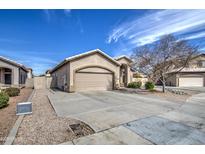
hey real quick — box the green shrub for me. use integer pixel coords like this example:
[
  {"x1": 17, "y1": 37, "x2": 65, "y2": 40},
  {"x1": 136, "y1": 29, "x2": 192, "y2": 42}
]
[
  {"x1": 0, "y1": 92, "x2": 9, "y2": 108},
  {"x1": 145, "y1": 81, "x2": 155, "y2": 90},
  {"x1": 127, "y1": 81, "x2": 142, "y2": 89},
  {"x1": 3, "y1": 87, "x2": 20, "y2": 97}
]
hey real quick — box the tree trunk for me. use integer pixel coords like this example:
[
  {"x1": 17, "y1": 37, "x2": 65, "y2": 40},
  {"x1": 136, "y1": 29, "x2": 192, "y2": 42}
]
[
  {"x1": 162, "y1": 75, "x2": 166, "y2": 93},
  {"x1": 162, "y1": 82, "x2": 165, "y2": 93}
]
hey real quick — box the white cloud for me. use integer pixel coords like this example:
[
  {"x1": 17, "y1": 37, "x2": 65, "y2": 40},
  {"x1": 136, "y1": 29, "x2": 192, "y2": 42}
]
[
  {"x1": 107, "y1": 10, "x2": 205, "y2": 46},
  {"x1": 200, "y1": 47, "x2": 205, "y2": 51},
  {"x1": 182, "y1": 31, "x2": 205, "y2": 40}
]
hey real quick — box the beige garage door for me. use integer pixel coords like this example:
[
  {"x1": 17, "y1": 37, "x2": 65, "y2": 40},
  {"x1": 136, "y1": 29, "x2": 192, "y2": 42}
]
[
  {"x1": 75, "y1": 72, "x2": 113, "y2": 91},
  {"x1": 179, "y1": 77, "x2": 204, "y2": 87}
]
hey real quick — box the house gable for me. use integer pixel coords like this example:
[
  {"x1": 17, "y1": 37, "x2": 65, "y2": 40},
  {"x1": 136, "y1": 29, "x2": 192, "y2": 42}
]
[
  {"x1": 50, "y1": 49, "x2": 120, "y2": 73},
  {"x1": 189, "y1": 54, "x2": 205, "y2": 68},
  {"x1": 115, "y1": 56, "x2": 132, "y2": 65},
  {"x1": 0, "y1": 56, "x2": 28, "y2": 72}
]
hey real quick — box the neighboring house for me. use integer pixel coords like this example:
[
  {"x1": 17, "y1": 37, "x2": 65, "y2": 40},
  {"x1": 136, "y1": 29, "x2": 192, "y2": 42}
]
[
  {"x1": 45, "y1": 69, "x2": 51, "y2": 77},
  {"x1": 0, "y1": 56, "x2": 32, "y2": 87},
  {"x1": 132, "y1": 72, "x2": 148, "y2": 86},
  {"x1": 166, "y1": 54, "x2": 205, "y2": 87},
  {"x1": 50, "y1": 49, "x2": 133, "y2": 92}
]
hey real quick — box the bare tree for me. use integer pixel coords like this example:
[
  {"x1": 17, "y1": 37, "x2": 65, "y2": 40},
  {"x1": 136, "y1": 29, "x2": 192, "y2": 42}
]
[{"x1": 131, "y1": 34, "x2": 198, "y2": 92}]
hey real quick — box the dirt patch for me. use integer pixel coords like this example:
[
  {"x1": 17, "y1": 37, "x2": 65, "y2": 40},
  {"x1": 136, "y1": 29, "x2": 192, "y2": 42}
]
[
  {"x1": 0, "y1": 88, "x2": 33, "y2": 144},
  {"x1": 13, "y1": 89, "x2": 94, "y2": 145}
]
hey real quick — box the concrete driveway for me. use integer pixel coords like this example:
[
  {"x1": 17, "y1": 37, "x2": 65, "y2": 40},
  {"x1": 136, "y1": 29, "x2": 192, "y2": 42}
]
[
  {"x1": 48, "y1": 90, "x2": 181, "y2": 132},
  {"x1": 48, "y1": 90, "x2": 205, "y2": 144}
]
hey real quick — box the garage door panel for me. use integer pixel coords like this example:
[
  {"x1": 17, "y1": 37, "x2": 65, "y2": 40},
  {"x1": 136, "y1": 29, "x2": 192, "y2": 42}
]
[
  {"x1": 179, "y1": 77, "x2": 203, "y2": 87},
  {"x1": 75, "y1": 73, "x2": 113, "y2": 91}
]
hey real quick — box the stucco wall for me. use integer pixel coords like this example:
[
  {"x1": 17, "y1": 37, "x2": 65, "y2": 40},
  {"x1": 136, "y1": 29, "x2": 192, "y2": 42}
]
[
  {"x1": 0, "y1": 60, "x2": 19, "y2": 85},
  {"x1": 116, "y1": 58, "x2": 130, "y2": 64},
  {"x1": 127, "y1": 66, "x2": 133, "y2": 84},
  {"x1": 166, "y1": 73, "x2": 177, "y2": 86},
  {"x1": 19, "y1": 68, "x2": 28, "y2": 84},
  {"x1": 69, "y1": 53, "x2": 120, "y2": 92},
  {"x1": 34, "y1": 76, "x2": 46, "y2": 89},
  {"x1": 116, "y1": 58, "x2": 133, "y2": 84},
  {"x1": 132, "y1": 77, "x2": 148, "y2": 86},
  {"x1": 51, "y1": 63, "x2": 70, "y2": 91},
  {"x1": 189, "y1": 56, "x2": 205, "y2": 68},
  {"x1": 27, "y1": 69, "x2": 33, "y2": 78}
]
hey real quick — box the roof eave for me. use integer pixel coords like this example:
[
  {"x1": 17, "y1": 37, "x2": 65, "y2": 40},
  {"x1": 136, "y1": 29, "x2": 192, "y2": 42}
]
[{"x1": 51, "y1": 49, "x2": 121, "y2": 73}]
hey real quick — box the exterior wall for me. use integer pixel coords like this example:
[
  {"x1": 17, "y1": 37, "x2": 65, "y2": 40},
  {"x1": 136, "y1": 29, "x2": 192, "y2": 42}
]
[
  {"x1": 25, "y1": 78, "x2": 34, "y2": 88},
  {"x1": 166, "y1": 73, "x2": 177, "y2": 86},
  {"x1": 0, "y1": 60, "x2": 19, "y2": 85},
  {"x1": 127, "y1": 66, "x2": 133, "y2": 84},
  {"x1": 34, "y1": 76, "x2": 46, "y2": 89},
  {"x1": 116, "y1": 57, "x2": 132, "y2": 85},
  {"x1": 166, "y1": 55, "x2": 205, "y2": 87},
  {"x1": 51, "y1": 63, "x2": 70, "y2": 91},
  {"x1": 116, "y1": 58, "x2": 130, "y2": 65},
  {"x1": 69, "y1": 53, "x2": 120, "y2": 92},
  {"x1": 132, "y1": 77, "x2": 148, "y2": 86},
  {"x1": 27, "y1": 69, "x2": 33, "y2": 78},
  {"x1": 19, "y1": 68, "x2": 28, "y2": 84},
  {"x1": 33, "y1": 76, "x2": 52, "y2": 89},
  {"x1": 46, "y1": 76, "x2": 52, "y2": 89},
  {"x1": 188, "y1": 56, "x2": 205, "y2": 68}
]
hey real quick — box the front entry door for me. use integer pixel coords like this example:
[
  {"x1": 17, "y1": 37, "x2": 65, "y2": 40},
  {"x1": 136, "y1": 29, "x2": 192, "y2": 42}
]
[{"x1": 5, "y1": 74, "x2": 12, "y2": 84}]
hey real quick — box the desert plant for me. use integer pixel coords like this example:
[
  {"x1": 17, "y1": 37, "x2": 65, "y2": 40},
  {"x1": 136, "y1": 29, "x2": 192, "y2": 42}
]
[
  {"x1": 145, "y1": 81, "x2": 155, "y2": 90},
  {"x1": 127, "y1": 81, "x2": 142, "y2": 89},
  {"x1": 0, "y1": 92, "x2": 9, "y2": 108},
  {"x1": 3, "y1": 87, "x2": 20, "y2": 97}
]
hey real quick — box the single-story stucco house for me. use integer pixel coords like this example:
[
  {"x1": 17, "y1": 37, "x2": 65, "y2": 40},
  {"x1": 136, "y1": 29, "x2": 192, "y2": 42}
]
[
  {"x1": 50, "y1": 49, "x2": 133, "y2": 92},
  {"x1": 166, "y1": 54, "x2": 205, "y2": 87},
  {"x1": 0, "y1": 56, "x2": 32, "y2": 88}
]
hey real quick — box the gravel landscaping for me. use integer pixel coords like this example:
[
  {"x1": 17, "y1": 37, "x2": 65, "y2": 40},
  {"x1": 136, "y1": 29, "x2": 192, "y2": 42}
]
[
  {"x1": 146, "y1": 91, "x2": 191, "y2": 103},
  {"x1": 117, "y1": 87, "x2": 197, "y2": 103},
  {"x1": 0, "y1": 88, "x2": 33, "y2": 144},
  {"x1": 13, "y1": 89, "x2": 94, "y2": 145}
]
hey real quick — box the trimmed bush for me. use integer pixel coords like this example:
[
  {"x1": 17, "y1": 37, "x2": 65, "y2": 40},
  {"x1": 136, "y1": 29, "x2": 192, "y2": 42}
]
[
  {"x1": 0, "y1": 92, "x2": 9, "y2": 108},
  {"x1": 3, "y1": 87, "x2": 20, "y2": 97},
  {"x1": 127, "y1": 81, "x2": 142, "y2": 89},
  {"x1": 145, "y1": 81, "x2": 155, "y2": 90}
]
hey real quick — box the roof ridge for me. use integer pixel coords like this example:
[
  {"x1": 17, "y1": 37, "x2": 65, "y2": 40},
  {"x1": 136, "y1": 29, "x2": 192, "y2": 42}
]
[
  {"x1": 50, "y1": 49, "x2": 120, "y2": 73},
  {"x1": 0, "y1": 56, "x2": 28, "y2": 71}
]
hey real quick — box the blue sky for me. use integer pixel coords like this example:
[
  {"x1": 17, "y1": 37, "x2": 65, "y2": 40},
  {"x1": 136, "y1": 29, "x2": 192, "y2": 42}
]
[{"x1": 0, "y1": 9, "x2": 205, "y2": 75}]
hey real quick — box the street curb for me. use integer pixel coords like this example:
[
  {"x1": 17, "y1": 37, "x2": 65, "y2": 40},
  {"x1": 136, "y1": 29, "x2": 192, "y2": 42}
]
[{"x1": 4, "y1": 89, "x2": 36, "y2": 145}]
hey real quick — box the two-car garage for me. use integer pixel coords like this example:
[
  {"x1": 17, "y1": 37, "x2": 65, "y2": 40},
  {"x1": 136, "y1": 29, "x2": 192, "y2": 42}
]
[
  {"x1": 75, "y1": 66, "x2": 114, "y2": 91},
  {"x1": 178, "y1": 77, "x2": 204, "y2": 87},
  {"x1": 167, "y1": 72, "x2": 205, "y2": 87}
]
